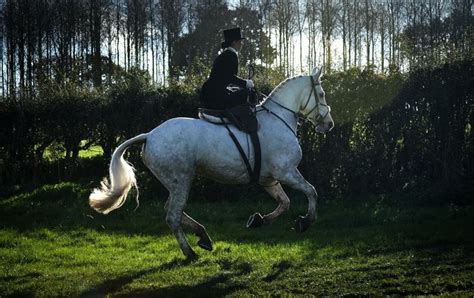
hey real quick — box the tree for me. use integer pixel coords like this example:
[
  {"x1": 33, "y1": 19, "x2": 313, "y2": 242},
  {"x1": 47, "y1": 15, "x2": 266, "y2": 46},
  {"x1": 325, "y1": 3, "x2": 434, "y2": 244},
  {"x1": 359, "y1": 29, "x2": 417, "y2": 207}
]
[
  {"x1": 160, "y1": 0, "x2": 186, "y2": 80},
  {"x1": 377, "y1": 1, "x2": 387, "y2": 72},
  {"x1": 340, "y1": 0, "x2": 349, "y2": 71},
  {"x1": 170, "y1": 3, "x2": 275, "y2": 77},
  {"x1": 0, "y1": 1, "x2": 5, "y2": 97},
  {"x1": 170, "y1": 1, "x2": 227, "y2": 74},
  {"x1": 272, "y1": 0, "x2": 298, "y2": 75},
  {"x1": 295, "y1": 0, "x2": 307, "y2": 72},
  {"x1": 348, "y1": 0, "x2": 363, "y2": 68},
  {"x1": 90, "y1": 0, "x2": 104, "y2": 87},
  {"x1": 256, "y1": 0, "x2": 274, "y2": 68},
  {"x1": 320, "y1": 0, "x2": 338, "y2": 73},
  {"x1": 2, "y1": 0, "x2": 472, "y2": 98},
  {"x1": 387, "y1": 0, "x2": 403, "y2": 70},
  {"x1": 306, "y1": 0, "x2": 319, "y2": 69},
  {"x1": 127, "y1": 0, "x2": 149, "y2": 68},
  {"x1": 364, "y1": 0, "x2": 371, "y2": 68}
]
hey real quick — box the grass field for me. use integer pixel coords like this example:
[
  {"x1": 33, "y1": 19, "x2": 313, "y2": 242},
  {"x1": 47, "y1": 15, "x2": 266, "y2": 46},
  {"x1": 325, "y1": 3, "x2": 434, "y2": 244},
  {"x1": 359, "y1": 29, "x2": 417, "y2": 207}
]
[
  {"x1": 43, "y1": 141, "x2": 104, "y2": 161},
  {"x1": 0, "y1": 182, "x2": 473, "y2": 296}
]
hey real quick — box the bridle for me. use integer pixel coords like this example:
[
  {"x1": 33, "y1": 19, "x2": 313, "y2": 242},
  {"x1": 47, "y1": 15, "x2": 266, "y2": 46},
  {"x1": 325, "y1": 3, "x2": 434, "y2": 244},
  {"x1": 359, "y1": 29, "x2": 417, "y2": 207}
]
[
  {"x1": 300, "y1": 75, "x2": 332, "y2": 124},
  {"x1": 260, "y1": 76, "x2": 331, "y2": 135}
]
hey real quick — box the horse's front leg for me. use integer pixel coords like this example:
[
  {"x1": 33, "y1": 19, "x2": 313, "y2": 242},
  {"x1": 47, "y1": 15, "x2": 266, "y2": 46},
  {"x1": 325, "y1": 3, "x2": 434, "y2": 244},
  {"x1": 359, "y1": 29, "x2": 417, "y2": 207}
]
[
  {"x1": 279, "y1": 168, "x2": 318, "y2": 233},
  {"x1": 246, "y1": 182, "x2": 290, "y2": 228}
]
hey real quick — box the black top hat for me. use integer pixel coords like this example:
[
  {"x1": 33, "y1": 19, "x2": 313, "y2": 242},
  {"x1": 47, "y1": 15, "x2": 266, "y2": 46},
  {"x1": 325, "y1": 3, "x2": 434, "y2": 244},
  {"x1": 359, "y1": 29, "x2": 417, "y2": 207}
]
[{"x1": 221, "y1": 27, "x2": 245, "y2": 48}]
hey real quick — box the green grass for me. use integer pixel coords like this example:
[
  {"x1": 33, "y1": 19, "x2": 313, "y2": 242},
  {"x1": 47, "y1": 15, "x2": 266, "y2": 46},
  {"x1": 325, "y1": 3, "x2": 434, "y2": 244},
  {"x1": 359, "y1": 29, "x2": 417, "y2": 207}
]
[
  {"x1": 0, "y1": 183, "x2": 473, "y2": 296},
  {"x1": 78, "y1": 144, "x2": 104, "y2": 158},
  {"x1": 43, "y1": 141, "x2": 103, "y2": 161}
]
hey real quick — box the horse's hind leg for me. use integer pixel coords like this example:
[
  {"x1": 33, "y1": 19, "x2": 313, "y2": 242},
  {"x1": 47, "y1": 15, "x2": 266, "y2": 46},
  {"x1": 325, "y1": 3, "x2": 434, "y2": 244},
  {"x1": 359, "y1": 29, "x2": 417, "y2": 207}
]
[
  {"x1": 164, "y1": 199, "x2": 212, "y2": 251},
  {"x1": 165, "y1": 189, "x2": 197, "y2": 259},
  {"x1": 181, "y1": 212, "x2": 213, "y2": 251},
  {"x1": 246, "y1": 182, "x2": 290, "y2": 228},
  {"x1": 147, "y1": 163, "x2": 198, "y2": 259}
]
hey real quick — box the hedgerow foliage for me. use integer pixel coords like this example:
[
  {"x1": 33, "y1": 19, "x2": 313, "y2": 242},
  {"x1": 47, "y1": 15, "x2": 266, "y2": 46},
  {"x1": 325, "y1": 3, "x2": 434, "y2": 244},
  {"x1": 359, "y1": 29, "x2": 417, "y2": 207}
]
[{"x1": 0, "y1": 61, "x2": 472, "y2": 201}]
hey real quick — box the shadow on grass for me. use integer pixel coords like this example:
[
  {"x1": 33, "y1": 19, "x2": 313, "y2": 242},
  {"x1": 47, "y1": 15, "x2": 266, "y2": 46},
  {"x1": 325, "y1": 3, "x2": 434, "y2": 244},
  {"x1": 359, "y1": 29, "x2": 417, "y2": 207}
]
[
  {"x1": 116, "y1": 273, "x2": 245, "y2": 297},
  {"x1": 80, "y1": 258, "x2": 190, "y2": 297},
  {"x1": 80, "y1": 257, "x2": 248, "y2": 297},
  {"x1": 263, "y1": 260, "x2": 293, "y2": 282}
]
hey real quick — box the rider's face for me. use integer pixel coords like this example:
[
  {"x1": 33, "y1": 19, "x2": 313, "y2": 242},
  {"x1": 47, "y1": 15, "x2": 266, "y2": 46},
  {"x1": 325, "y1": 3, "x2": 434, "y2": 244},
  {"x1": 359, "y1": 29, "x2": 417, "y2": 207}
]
[{"x1": 232, "y1": 39, "x2": 244, "y2": 51}]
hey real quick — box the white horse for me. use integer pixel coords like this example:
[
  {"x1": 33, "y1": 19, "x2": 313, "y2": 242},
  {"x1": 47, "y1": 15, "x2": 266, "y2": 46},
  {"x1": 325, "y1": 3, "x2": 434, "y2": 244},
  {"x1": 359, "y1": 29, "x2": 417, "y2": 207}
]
[{"x1": 89, "y1": 67, "x2": 334, "y2": 259}]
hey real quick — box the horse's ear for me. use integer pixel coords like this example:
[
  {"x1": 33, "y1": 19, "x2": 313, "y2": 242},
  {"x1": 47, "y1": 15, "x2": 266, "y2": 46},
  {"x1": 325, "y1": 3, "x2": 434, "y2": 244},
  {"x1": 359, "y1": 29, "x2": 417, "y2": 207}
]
[{"x1": 311, "y1": 66, "x2": 322, "y2": 79}]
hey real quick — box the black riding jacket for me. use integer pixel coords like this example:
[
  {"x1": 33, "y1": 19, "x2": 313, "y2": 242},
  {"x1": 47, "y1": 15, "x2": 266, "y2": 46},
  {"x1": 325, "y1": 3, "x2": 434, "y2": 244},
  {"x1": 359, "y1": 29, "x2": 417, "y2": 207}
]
[{"x1": 200, "y1": 48, "x2": 248, "y2": 109}]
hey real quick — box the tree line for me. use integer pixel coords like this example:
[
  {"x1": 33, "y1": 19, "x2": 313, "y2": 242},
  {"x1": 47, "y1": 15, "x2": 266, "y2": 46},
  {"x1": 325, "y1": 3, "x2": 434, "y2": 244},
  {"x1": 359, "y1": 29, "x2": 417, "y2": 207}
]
[{"x1": 1, "y1": 0, "x2": 472, "y2": 98}]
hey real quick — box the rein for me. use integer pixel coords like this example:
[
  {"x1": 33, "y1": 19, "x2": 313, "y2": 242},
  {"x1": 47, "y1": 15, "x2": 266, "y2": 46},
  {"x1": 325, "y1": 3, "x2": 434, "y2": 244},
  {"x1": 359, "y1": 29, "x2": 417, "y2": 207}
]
[{"x1": 260, "y1": 104, "x2": 297, "y2": 136}]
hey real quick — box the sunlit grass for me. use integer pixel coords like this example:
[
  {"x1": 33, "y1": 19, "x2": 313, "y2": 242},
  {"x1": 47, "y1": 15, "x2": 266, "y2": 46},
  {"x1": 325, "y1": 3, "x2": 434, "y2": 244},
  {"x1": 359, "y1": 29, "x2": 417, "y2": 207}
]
[
  {"x1": 78, "y1": 144, "x2": 103, "y2": 158},
  {"x1": 0, "y1": 183, "x2": 473, "y2": 296},
  {"x1": 43, "y1": 141, "x2": 103, "y2": 161}
]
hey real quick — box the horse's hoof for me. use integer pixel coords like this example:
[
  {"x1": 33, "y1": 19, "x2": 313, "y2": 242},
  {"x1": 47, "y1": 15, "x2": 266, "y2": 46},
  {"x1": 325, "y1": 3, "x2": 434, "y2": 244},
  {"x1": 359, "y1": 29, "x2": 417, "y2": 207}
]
[
  {"x1": 246, "y1": 212, "x2": 265, "y2": 228},
  {"x1": 294, "y1": 215, "x2": 311, "y2": 233},
  {"x1": 186, "y1": 251, "x2": 199, "y2": 261},
  {"x1": 197, "y1": 237, "x2": 213, "y2": 251}
]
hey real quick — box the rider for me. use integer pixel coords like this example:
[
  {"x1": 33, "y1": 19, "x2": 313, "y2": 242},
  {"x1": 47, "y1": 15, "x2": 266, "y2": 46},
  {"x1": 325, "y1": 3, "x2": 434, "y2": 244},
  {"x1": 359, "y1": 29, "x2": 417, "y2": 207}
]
[{"x1": 200, "y1": 27, "x2": 254, "y2": 110}]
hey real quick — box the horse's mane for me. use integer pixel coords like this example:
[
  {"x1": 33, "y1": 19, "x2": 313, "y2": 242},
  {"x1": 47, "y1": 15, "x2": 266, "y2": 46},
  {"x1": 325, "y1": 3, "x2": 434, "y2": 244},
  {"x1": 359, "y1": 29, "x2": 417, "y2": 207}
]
[{"x1": 267, "y1": 74, "x2": 306, "y2": 98}]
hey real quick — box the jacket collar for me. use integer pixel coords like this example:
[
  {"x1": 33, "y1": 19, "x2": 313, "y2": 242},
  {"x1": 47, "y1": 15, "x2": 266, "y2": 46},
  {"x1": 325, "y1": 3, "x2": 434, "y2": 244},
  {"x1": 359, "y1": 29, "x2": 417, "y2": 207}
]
[{"x1": 225, "y1": 47, "x2": 238, "y2": 55}]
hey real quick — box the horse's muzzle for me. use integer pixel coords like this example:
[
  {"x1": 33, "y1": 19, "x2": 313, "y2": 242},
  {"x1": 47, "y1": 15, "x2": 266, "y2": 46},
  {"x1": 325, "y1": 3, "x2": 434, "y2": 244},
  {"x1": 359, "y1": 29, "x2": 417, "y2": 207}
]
[{"x1": 315, "y1": 121, "x2": 334, "y2": 133}]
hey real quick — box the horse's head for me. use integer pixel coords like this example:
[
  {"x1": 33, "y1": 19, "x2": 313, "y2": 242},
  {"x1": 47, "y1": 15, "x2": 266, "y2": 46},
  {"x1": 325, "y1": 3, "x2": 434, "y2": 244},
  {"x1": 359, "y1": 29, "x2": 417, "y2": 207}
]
[
  {"x1": 265, "y1": 67, "x2": 334, "y2": 134},
  {"x1": 299, "y1": 67, "x2": 334, "y2": 133}
]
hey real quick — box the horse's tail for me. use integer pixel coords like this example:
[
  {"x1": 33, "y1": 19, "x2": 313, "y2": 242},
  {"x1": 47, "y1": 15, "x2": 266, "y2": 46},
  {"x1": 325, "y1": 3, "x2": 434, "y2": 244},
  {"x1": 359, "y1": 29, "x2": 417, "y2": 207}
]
[{"x1": 89, "y1": 133, "x2": 148, "y2": 214}]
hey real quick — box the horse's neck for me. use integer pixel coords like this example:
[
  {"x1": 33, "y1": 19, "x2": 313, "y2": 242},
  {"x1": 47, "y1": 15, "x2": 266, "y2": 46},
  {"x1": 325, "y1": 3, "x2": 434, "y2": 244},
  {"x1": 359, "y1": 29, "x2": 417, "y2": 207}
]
[
  {"x1": 267, "y1": 77, "x2": 304, "y2": 112},
  {"x1": 260, "y1": 97, "x2": 299, "y2": 135},
  {"x1": 259, "y1": 77, "x2": 307, "y2": 134}
]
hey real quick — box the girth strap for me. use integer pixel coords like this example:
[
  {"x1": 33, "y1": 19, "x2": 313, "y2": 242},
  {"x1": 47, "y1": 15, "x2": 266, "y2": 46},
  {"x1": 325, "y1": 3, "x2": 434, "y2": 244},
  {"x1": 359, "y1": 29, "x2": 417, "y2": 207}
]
[
  {"x1": 249, "y1": 131, "x2": 261, "y2": 183},
  {"x1": 222, "y1": 119, "x2": 261, "y2": 183}
]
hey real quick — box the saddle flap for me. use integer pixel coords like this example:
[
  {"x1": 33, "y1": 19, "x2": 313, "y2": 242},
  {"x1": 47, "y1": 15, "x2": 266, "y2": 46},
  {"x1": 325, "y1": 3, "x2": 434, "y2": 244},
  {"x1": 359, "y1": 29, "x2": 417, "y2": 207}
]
[
  {"x1": 225, "y1": 104, "x2": 258, "y2": 133},
  {"x1": 198, "y1": 104, "x2": 258, "y2": 133},
  {"x1": 198, "y1": 110, "x2": 231, "y2": 125}
]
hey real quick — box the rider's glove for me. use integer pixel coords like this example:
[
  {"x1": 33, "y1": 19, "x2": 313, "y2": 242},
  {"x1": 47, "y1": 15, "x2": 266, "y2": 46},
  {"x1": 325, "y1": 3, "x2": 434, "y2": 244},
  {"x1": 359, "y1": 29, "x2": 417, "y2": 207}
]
[{"x1": 246, "y1": 79, "x2": 254, "y2": 89}]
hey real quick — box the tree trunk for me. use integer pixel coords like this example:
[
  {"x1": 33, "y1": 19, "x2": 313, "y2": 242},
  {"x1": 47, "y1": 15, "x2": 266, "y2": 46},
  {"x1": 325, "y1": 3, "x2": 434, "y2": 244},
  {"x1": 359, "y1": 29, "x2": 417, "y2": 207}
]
[
  {"x1": 342, "y1": 0, "x2": 347, "y2": 71},
  {"x1": 8, "y1": 1, "x2": 16, "y2": 97},
  {"x1": 299, "y1": 30, "x2": 303, "y2": 72},
  {"x1": 380, "y1": 13, "x2": 385, "y2": 71},
  {"x1": 365, "y1": 0, "x2": 370, "y2": 68},
  {"x1": 91, "y1": 0, "x2": 102, "y2": 87},
  {"x1": 353, "y1": 0, "x2": 358, "y2": 67},
  {"x1": 348, "y1": 1, "x2": 352, "y2": 67},
  {"x1": 149, "y1": 0, "x2": 155, "y2": 82},
  {"x1": 116, "y1": 0, "x2": 120, "y2": 67},
  {"x1": 160, "y1": 10, "x2": 166, "y2": 85},
  {"x1": 1, "y1": 3, "x2": 5, "y2": 97}
]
